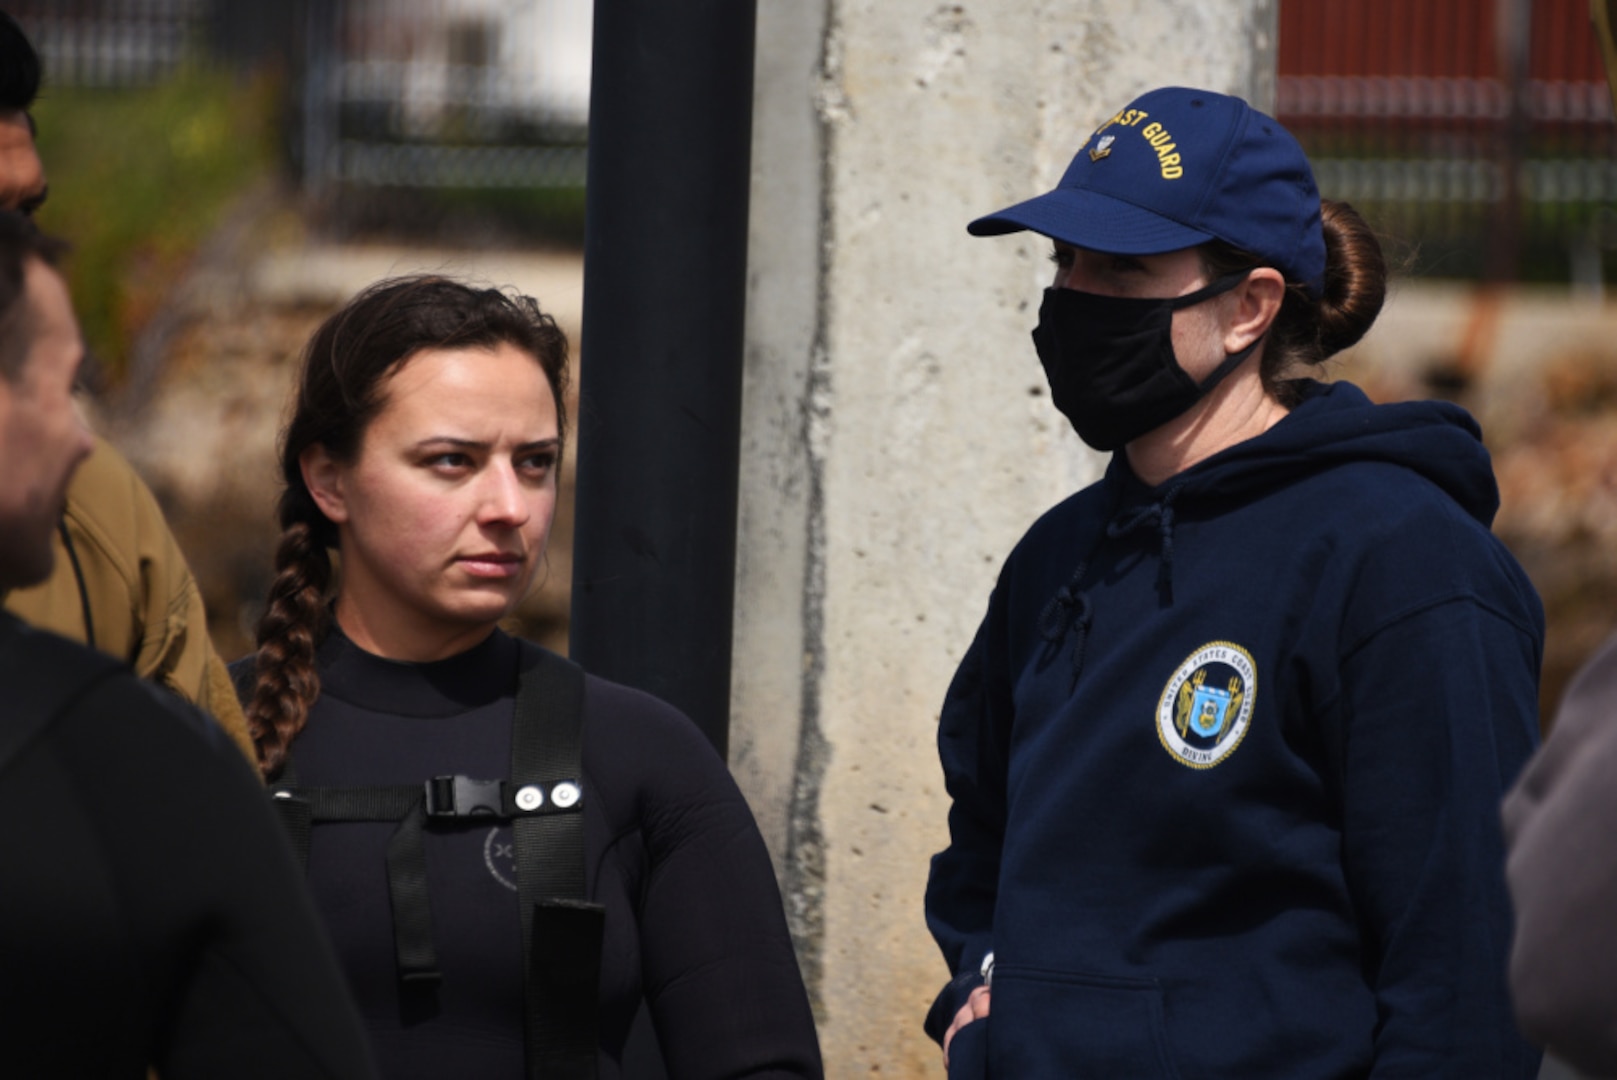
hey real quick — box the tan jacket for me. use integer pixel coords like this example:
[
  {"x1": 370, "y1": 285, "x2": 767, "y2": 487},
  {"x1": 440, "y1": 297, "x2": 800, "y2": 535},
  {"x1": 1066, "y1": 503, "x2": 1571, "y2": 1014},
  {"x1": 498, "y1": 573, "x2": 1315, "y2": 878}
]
[{"x1": 3, "y1": 436, "x2": 255, "y2": 763}]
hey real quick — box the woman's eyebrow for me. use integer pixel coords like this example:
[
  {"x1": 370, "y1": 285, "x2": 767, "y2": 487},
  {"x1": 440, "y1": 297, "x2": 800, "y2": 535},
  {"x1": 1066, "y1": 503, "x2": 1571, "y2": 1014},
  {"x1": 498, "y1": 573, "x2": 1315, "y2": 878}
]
[
  {"x1": 412, "y1": 436, "x2": 487, "y2": 450},
  {"x1": 412, "y1": 436, "x2": 561, "y2": 451}
]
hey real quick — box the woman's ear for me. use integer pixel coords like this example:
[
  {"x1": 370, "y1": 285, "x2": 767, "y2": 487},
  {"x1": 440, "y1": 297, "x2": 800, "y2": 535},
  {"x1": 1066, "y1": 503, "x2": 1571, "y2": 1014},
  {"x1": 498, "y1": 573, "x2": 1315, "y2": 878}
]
[
  {"x1": 1225, "y1": 267, "x2": 1286, "y2": 353},
  {"x1": 300, "y1": 444, "x2": 350, "y2": 524}
]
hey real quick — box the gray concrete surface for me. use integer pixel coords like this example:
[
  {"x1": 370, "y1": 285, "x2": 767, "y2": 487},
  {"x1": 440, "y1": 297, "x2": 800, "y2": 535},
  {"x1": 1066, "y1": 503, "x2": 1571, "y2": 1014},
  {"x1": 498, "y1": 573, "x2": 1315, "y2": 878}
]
[{"x1": 735, "y1": 2, "x2": 1279, "y2": 1073}]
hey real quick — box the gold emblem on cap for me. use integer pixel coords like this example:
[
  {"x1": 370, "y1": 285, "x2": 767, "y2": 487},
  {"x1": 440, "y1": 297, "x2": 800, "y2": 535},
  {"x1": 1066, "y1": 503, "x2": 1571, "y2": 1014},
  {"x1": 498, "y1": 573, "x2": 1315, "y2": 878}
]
[{"x1": 1089, "y1": 134, "x2": 1115, "y2": 162}]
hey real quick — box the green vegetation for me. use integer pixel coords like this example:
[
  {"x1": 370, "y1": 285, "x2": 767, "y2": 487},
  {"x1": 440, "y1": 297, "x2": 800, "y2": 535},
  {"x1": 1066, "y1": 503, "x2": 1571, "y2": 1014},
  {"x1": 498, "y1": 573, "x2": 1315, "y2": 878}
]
[{"x1": 30, "y1": 68, "x2": 280, "y2": 381}]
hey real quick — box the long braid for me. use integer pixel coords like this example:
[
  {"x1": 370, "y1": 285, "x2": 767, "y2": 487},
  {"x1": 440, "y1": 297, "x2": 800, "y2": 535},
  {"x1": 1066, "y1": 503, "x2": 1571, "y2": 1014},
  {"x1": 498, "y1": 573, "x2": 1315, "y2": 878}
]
[
  {"x1": 247, "y1": 509, "x2": 334, "y2": 779},
  {"x1": 247, "y1": 461, "x2": 339, "y2": 779}
]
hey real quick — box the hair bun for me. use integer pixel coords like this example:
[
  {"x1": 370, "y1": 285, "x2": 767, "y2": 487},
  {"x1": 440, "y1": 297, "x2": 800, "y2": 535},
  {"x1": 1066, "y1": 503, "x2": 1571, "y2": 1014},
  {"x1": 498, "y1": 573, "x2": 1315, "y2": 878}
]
[{"x1": 1314, "y1": 201, "x2": 1386, "y2": 359}]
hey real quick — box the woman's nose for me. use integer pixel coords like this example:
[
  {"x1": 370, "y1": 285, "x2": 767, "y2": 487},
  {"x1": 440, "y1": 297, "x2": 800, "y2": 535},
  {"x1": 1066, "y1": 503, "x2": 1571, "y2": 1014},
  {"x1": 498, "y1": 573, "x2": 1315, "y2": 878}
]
[{"x1": 479, "y1": 464, "x2": 531, "y2": 525}]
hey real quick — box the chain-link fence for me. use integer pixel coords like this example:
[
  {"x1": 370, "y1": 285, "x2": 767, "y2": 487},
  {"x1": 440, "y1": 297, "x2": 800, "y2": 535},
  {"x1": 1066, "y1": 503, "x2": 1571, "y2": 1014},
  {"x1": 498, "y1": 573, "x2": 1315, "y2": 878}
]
[
  {"x1": 11, "y1": 0, "x2": 591, "y2": 198},
  {"x1": 300, "y1": 0, "x2": 590, "y2": 195},
  {"x1": 9, "y1": 0, "x2": 208, "y2": 86}
]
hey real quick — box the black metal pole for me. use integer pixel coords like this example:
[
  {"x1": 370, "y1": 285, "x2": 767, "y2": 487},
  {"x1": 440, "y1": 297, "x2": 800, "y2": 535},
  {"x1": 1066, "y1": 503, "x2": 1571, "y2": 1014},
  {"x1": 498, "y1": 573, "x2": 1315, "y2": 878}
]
[{"x1": 570, "y1": 0, "x2": 757, "y2": 761}]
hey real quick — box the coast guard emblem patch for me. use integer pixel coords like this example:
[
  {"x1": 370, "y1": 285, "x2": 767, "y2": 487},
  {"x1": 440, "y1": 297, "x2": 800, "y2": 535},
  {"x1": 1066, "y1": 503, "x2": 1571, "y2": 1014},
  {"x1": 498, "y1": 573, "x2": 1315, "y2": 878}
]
[
  {"x1": 1089, "y1": 134, "x2": 1115, "y2": 162},
  {"x1": 1157, "y1": 641, "x2": 1257, "y2": 769}
]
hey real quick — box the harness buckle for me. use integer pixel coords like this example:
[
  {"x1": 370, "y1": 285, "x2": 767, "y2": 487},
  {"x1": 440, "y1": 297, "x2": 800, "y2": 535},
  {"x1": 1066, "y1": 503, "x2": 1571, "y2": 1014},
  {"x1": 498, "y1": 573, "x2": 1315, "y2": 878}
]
[{"x1": 423, "y1": 775, "x2": 504, "y2": 819}]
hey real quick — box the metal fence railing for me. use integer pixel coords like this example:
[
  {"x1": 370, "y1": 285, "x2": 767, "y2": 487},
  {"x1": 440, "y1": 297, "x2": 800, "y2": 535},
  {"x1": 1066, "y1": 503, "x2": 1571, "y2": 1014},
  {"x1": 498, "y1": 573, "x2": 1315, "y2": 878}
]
[
  {"x1": 1277, "y1": 0, "x2": 1617, "y2": 284},
  {"x1": 9, "y1": 0, "x2": 206, "y2": 87}
]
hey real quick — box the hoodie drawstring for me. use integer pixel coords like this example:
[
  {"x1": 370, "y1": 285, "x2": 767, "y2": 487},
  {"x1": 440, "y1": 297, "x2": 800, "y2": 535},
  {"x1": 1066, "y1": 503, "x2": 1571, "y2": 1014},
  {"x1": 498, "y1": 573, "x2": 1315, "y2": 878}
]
[
  {"x1": 1105, "y1": 480, "x2": 1186, "y2": 603},
  {"x1": 1039, "y1": 559, "x2": 1093, "y2": 688},
  {"x1": 1040, "y1": 480, "x2": 1188, "y2": 691}
]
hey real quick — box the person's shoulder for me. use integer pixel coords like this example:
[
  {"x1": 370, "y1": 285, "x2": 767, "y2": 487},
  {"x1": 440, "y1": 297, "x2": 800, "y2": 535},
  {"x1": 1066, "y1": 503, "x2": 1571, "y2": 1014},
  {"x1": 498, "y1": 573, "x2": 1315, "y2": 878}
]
[
  {"x1": 4, "y1": 619, "x2": 236, "y2": 758},
  {"x1": 573, "y1": 671, "x2": 758, "y2": 852},
  {"x1": 565, "y1": 674, "x2": 731, "y2": 801},
  {"x1": 1528, "y1": 632, "x2": 1617, "y2": 759},
  {"x1": 1007, "y1": 475, "x2": 1114, "y2": 564},
  {"x1": 583, "y1": 672, "x2": 726, "y2": 773},
  {"x1": 513, "y1": 638, "x2": 703, "y2": 737},
  {"x1": 80, "y1": 654, "x2": 238, "y2": 755},
  {"x1": 1306, "y1": 461, "x2": 1543, "y2": 638},
  {"x1": 1267, "y1": 452, "x2": 1502, "y2": 569},
  {"x1": 59, "y1": 436, "x2": 164, "y2": 543},
  {"x1": 511, "y1": 640, "x2": 728, "y2": 783},
  {"x1": 0, "y1": 616, "x2": 123, "y2": 696}
]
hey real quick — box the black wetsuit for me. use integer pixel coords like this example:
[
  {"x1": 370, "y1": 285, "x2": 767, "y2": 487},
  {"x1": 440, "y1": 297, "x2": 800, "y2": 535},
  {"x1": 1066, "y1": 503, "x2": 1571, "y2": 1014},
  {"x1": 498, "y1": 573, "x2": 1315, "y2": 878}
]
[
  {"x1": 0, "y1": 613, "x2": 375, "y2": 1079},
  {"x1": 234, "y1": 627, "x2": 822, "y2": 1079}
]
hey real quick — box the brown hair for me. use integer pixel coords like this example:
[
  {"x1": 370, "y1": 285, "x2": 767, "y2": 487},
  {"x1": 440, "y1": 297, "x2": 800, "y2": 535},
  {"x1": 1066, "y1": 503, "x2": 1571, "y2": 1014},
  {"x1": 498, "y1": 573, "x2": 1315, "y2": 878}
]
[
  {"x1": 1200, "y1": 200, "x2": 1387, "y2": 407},
  {"x1": 247, "y1": 275, "x2": 571, "y2": 779}
]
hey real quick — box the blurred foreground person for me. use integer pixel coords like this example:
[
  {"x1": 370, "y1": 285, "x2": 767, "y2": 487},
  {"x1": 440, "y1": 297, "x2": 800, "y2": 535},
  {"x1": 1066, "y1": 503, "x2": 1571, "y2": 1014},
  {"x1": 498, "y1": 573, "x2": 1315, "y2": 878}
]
[
  {"x1": 1505, "y1": 631, "x2": 1617, "y2": 1075},
  {"x1": 925, "y1": 86, "x2": 1543, "y2": 1078},
  {"x1": 236, "y1": 276, "x2": 821, "y2": 1078},
  {"x1": 0, "y1": 9, "x2": 253, "y2": 755},
  {"x1": 0, "y1": 210, "x2": 375, "y2": 1077}
]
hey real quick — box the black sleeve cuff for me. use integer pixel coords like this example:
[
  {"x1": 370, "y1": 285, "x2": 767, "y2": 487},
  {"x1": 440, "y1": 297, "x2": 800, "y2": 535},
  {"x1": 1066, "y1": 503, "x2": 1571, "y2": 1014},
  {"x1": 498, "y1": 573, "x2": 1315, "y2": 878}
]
[{"x1": 924, "y1": 967, "x2": 986, "y2": 1045}]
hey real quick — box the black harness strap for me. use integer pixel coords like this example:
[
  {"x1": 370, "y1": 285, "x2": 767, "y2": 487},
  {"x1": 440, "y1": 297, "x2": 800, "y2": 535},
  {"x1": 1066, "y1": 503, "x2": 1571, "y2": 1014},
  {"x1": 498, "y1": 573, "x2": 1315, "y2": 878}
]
[
  {"x1": 511, "y1": 650, "x2": 600, "y2": 1080},
  {"x1": 267, "y1": 645, "x2": 599, "y2": 1078},
  {"x1": 386, "y1": 799, "x2": 439, "y2": 985}
]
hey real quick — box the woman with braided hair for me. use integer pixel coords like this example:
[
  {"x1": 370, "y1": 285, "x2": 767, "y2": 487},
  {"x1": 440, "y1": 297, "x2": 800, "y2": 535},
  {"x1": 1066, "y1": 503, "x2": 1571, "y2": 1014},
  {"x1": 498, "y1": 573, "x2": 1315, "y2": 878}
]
[{"x1": 234, "y1": 275, "x2": 821, "y2": 1079}]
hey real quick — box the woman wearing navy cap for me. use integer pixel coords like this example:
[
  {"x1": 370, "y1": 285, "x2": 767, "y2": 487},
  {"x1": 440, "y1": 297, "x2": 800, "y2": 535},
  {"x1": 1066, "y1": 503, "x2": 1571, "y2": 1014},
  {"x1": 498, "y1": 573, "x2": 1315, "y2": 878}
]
[{"x1": 925, "y1": 86, "x2": 1543, "y2": 1078}]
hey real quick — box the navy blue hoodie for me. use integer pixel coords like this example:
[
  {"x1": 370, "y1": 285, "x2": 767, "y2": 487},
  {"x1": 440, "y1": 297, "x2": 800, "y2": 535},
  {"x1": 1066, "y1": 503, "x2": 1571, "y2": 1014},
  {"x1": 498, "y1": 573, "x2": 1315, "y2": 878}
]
[{"x1": 925, "y1": 381, "x2": 1543, "y2": 1078}]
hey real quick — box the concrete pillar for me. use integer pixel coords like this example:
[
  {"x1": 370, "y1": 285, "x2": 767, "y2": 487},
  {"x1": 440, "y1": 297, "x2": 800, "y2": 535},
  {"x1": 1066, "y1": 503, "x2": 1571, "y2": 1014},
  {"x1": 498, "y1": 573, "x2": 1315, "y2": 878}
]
[{"x1": 732, "y1": 2, "x2": 1277, "y2": 1073}]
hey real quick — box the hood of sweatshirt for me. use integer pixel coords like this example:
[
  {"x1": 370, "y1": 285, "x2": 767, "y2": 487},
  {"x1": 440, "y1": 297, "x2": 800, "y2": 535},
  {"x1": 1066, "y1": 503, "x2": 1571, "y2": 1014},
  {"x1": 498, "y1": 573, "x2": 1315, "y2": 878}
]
[
  {"x1": 1163, "y1": 379, "x2": 1499, "y2": 526},
  {"x1": 1038, "y1": 380, "x2": 1502, "y2": 686}
]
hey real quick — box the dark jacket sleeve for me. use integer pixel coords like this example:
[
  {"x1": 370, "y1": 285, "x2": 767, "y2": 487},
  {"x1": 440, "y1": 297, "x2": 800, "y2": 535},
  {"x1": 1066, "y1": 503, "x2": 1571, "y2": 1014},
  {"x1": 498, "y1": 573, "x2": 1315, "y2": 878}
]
[
  {"x1": 1331, "y1": 596, "x2": 1541, "y2": 1079},
  {"x1": 1503, "y1": 630, "x2": 1617, "y2": 1074},
  {"x1": 606, "y1": 684, "x2": 823, "y2": 1078},
  {"x1": 923, "y1": 588, "x2": 1012, "y2": 1045},
  {"x1": 41, "y1": 672, "x2": 375, "y2": 1079}
]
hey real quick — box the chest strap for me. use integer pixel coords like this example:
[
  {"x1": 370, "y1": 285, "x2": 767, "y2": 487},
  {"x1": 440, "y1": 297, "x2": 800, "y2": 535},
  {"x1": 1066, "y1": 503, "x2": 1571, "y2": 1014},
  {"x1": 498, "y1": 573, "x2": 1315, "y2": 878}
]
[
  {"x1": 512, "y1": 649, "x2": 600, "y2": 1080},
  {"x1": 270, "y1": 647, "x2": 601, "y2": 1080}
]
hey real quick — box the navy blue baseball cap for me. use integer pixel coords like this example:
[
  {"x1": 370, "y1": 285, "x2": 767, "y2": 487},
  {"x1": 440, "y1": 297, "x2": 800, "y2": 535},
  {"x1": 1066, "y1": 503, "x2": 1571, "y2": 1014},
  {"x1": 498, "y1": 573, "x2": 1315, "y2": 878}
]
[{"x1": 968, "y1": 86, "x2": 1326, "y2": 298}]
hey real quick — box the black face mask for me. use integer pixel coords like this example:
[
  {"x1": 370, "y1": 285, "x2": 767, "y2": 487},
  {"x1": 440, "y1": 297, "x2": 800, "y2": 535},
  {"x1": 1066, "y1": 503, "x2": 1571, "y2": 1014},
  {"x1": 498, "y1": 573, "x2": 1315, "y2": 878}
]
[{"x1": 1031, "y1": 271, "x2": 1259, "y2": 452}]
